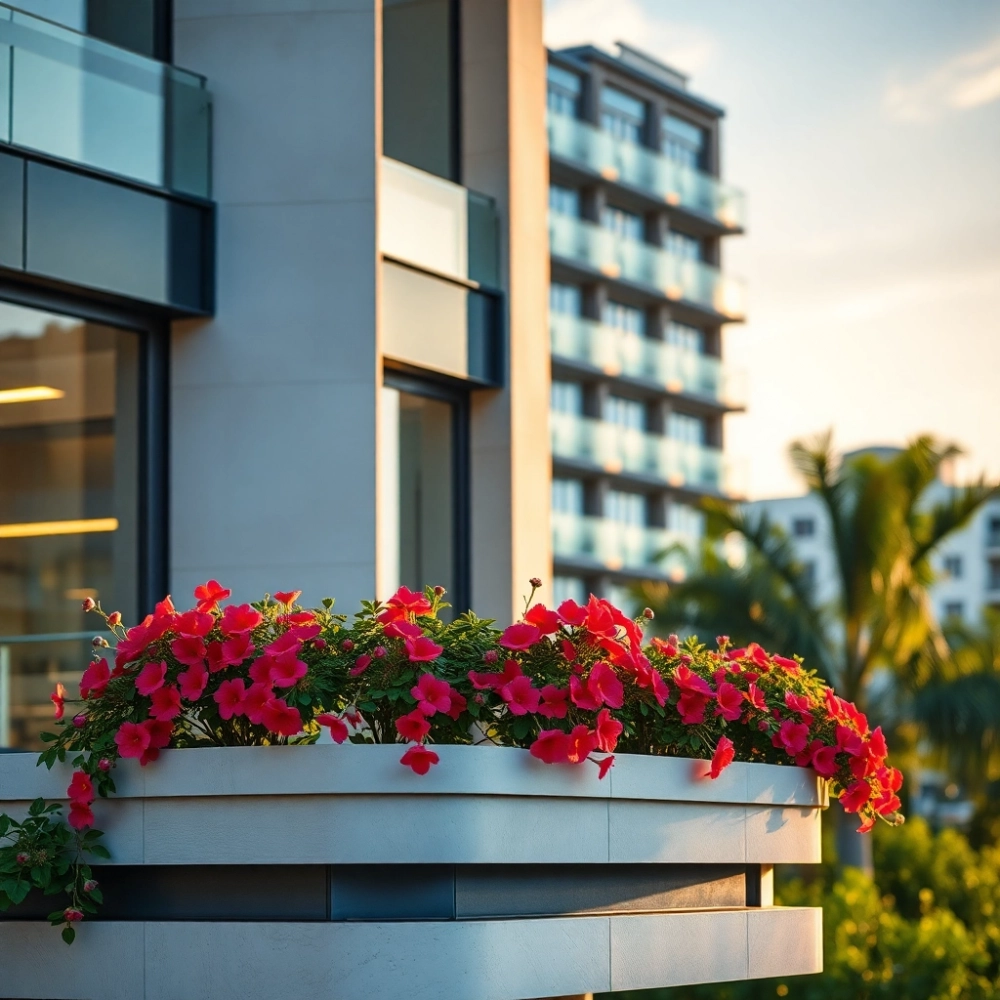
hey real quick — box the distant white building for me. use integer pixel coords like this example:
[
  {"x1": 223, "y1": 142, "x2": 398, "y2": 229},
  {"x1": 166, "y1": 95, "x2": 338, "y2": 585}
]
[{"x1": 748, "y1": 477, "x2": 1000, "y2": 627}]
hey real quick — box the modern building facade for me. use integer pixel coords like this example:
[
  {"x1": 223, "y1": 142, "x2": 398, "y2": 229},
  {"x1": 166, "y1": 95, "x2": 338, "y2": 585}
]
[
  {"x1": 544, "y1": 42, "x2": 746, "y2": 612},
  {"x1": 0, "y1": 0, "x2": 550, "y2": 748}
]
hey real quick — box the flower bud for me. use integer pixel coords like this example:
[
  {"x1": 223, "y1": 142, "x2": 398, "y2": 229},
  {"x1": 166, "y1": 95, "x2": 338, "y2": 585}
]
[
  {"x1": 72, "y1": 713, "x2": 87, "y2": 729},
  {"x1": 373, "y1": 645, "x2": 387, "y2": 659},
  {"x1": 433, "y1": 585, "x2": 446, "y2": 597},
  {"x1": 107, "y1": 611, "x2": 122, "y2": 627},
  {"x1": 483, "y1": 650, "x2": 498, "y2": 664},
  {"x1": 529, "y1": 577, "x2": 542, "y2": 589},
  {"x1": 98, "y1": 758, "x2": 112, "y2": 772},
  {"x1": 642, "y1": 607, "x2": 654, "y2": 620},
  {"x1": 341, "y1": 639, "x2": 354, "y2": 652},
  {"x1": 92, "y1": 636, "x2": 109, "y2": 648},
  {"x1": 63, "y1": 908, "x2": 83, "y2": 922},
  {"x1": 83, "y1": 880, "x2": 98, "y2": 893},
  {"x1": 15, "y1": 853, "x2": 28, "y2": 865},
  {"x1": 81, "y1": 597, "x2": 96, "y2": 612},
  {"x1": 312, "y1": 638, "x2": 327, "y2": 650}
]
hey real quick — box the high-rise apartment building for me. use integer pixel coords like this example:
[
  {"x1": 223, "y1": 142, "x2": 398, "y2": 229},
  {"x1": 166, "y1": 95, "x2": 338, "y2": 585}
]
[{"x1": 545, "y1": 43, "x2": 746, "y2": 612}]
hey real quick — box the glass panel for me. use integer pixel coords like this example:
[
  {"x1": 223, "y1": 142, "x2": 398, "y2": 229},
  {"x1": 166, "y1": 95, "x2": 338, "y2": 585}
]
[
  {"x1": 467, "y1": 189, "x2": 499, "y2": 287},
  {"x1": 0, "y1": 4, "x2": 210, "y2": 196},
  {"x1": 552, "y1": 477, "x2": 584, "y2": 515},
  {"x1": 600, "y1": 85, "x2": 644, "y2": 143},
  {"x1": 665, "y1": 229, "x2": 702, "y2": 262},
  {"x1": 662, "y1": 113, "x2": 705, "y2": 169},
  {"x1": 602, "y1": 300, "x2": 645, "y2": 336},
  {"x1": 0, "y1": 299, "x2": 139, "y2": 749},
  {"x1": 667, "y1": 410, "x2": 705, "y2": 445},
  {"x1": 603, "y1": 395, "x2": 645, "y2": 431},
  {"x1": 665, "y1": 321, "x2": 704, "y2": 354},
  {"x1": 547, "y1": 64, "x2": 581, "y2": 117},
  {"x1": 600, "y1": 204, "x2": 643, "y2": 242},
  {"x1": 551, "y1": 380, "x2": 582, "y2": 416},
  {"x1": 550, "y1": 282, "x2": 581, "y2": 317},
  {"x1": 606, "y1": 489, "x2": 645, "y2": 527},
  {"x1": 0, "y1": 6, "x2": 9, "y2": 143},
  {"x1": 549, "y1": 184, "x2": 580, "y2": 217}
]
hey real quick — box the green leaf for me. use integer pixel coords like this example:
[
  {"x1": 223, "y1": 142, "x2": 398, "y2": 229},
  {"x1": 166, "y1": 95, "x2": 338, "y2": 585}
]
[
  {"x1": 47, "y1": 909, "x2": 65, "y2": 922},
  {"x1": 9, "y1": 880, "x2": 31, "y2": 905},
  {"x1": 28, "y1": 798, "x2": 45, "y2": 817},
  {"x1": 88, "y1": 888, "x2": 103, "y2": 904},
  {"x1": 87, "y1": 845, "x2": 111, "y2": 860},
  {"x1": 0, "y1": 815, "x2": 9, "y2": 837},
  {"x1": 61, "y1": 925, "x2": 76, "y2": 945}
]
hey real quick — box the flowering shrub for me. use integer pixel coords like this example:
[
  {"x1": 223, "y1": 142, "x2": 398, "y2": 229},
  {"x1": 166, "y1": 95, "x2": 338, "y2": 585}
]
[{"x1": 3, "y1": 580, "x2": 903, "y2": 941}]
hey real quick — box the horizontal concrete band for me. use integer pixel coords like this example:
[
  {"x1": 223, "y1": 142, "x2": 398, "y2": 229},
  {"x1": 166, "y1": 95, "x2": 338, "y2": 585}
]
[
  {"x1": 2, "y1": 863, "x2": 763, "y2": 922},
  {"x1": 0, "y1": 909, "x2": 824, "y2": 1000},
  {"x1": 0, "y1": 744, "x2": 827, "y2": 807}
]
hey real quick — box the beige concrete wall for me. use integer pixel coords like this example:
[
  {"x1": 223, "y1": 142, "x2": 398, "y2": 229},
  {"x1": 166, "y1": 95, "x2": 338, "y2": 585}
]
[{"x1": 461, "y1": 0, "x2": 551, "y2": 622}]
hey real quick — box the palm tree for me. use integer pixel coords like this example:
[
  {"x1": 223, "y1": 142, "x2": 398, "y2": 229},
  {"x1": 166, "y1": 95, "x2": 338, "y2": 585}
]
[{"x1": 641, "y1": 433, "x2": 998, "y2": 872}]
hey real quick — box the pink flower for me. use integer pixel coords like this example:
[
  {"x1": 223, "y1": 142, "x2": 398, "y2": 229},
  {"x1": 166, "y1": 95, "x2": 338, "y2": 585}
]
[
  {"x1": 174, "y1": 610, "x2": 215, "y2": 638},
  {"x1": 710, "y1": 736, "x2": 735, "y2": 779},
  {"x1": 405, "y1": 635, "x2": 444, "y2": 662},
  {"x1": 569, "y1": 674, "x2": 601, "y2": 711},
  {"x1": 500, "y1": 622, "x2": 541, "y2": 651},
  {"x1": 67, "y1": 804, "x2": 94, "y2": 830},
  {"x1": 677, "y1": 692, "x2": 709, "y2": 725},
  {"x1": 556, "y1": 599, "x2": 587, "y2": 626},
  {"x1": 193, "y1": 579, "x2": 231, "y2": 613},
  {"x1": 149, "y1": 685, "x2": 182, "y2": 721},
  {"x1": 350, "y1": 654, "x2": 372, "y2": 676},
  {"x1": 445, "y1": 691, "x2": 467, "y2": 721},
  {"x1": 273, "y1": 590, "x2": 302, "y2": 607},
  {"x1": 220, "y1": 603, "x2": 263, "y2": 635},
  {"x1": 773, "y1": 655, "x2": 800, "y2": 673},
  {"x1": 530, "y1": 729, "x2": 572, "y2": 764},
  {"x1": 836, "y1": 724, "x2": 864, "y2": 756},
  {"x1": 260, "y1": 697, "x2": 303, "y2": 737},
  {"x1": 214, "y1": 678, "x2": 247, "y2": 720},
  {"x1": 268, "y1": 651, "x2": 308, "y2": 688},
  {"x1": 743, "y1": 682, "x2": 765, "y2": 710},
  {"x1": 177, "y1": 661, "x2": 209, "y2": 701},
  {"x1": 115, "y1": 721, "x2": 151, "y2": 759},
  {"x1": 776, "y1": 719, "x2": 810, "y2": 755},
  {"x1": 242, "y1": 683, "x2": 272, "y2": 725},
  {"x1": 524, "y1": 604, "x2": 560, "y2": 635},
  {"x1": 63, "y1": 907, "x2": 84, "y2": 922},
  {"x1": 840, "y1": 780, "x2": 872, "y2": 814},
  {"x1": 220, "y1": 633, "x2": 255, "y2": 669},
  {"x1": 714, "y1": 682, "x2": 743, "y2": 722},
  {"x1": 811, "y1": 743, "x2": 839, "y2": 778},
  {"x1": 400, "y1": 744, "x2": 440, "y2": 775},
  {"x1": 500, "y1": 675, "x2": 541, "y2": 715},
  {"x1": 72, "y1": 713, "x2": 87, "y2": 729},
  {"x1": 79, "y1": 658, "x2": 110, "y2": 699},
  {"x1": 587, "y1": 661, "x2": 624, "y2": 709},
  {"x1": 411, "y1": 674, "x2": 453, "y2": 715},
  {"x1": 566, "y1": 724, "x2": 598, "y2": 764},
  {"x1": 144, "y1": 718, "x2": 173, "y2": 750},
  {"x1": 50, "y1": 683, "x2": 66, "y2": 720},
  {"x1": 538, "y1": 684, "x2": 569, "y2": 719},
  {"x1": 395, "y1": 709, "x2": 432, "y2": 742},
  {"x1": 384, "y1": 619, "x2": 422, "y2": 640},
  {"x1": 597, "y1": 755, "x2": 615, "y2": 780},
  {"x1": 170, "y1": 635, "x2": 207, "y2": 667},
  {"x1": 67, "y1": 771, "x2": 94, "y2": 805},
  {"x1": 316, "y1": 713, "x2": 349, "y2": 743},
  {"x1": 595, "y1": 709, "x2": 623, "y2": 753},
  {"x1": 135, "y1": 660, "x2": 168, "y2": 696}
]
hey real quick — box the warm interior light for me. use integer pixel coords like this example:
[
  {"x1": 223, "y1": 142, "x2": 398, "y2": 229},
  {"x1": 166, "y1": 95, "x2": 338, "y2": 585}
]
[
  {"x1": 0, "y1": 385, "x2": 66, "y2": 404},
  {"x1": 0, "y1": 518, "x2": 119, "y2": 539}
]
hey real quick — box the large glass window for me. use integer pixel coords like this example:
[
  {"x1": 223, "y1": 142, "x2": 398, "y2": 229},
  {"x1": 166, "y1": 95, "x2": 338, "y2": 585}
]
[
  {"x1": 380, "y1": 378, "x2": 467, "y2": 615},
  {"x1": 549, "y1": 184, "x2": 580, "y2": 218},
  {"x1": 551, "y1": 380, "x2": 583, "y2": 416},
  {"x1": 606, "y1": 489, "x2": 646, "y2": 527},
  {"x1": 661, "y1": 114, "x2": 706, "y2": 170},
  {"x1": 667, "y1": 410, "x2": 705, "y2": 445},
  {"x1": 665, "y1": 229, "x2": 703, "y2": 262},
  {"x1": 0, "y1": 300, "x2": 140, "y2": 748},
  {"x1": 601, "y1": 85, "x2": 645, "y2": 144},
  {"x1": 550, "y1": 282, "x2": 582, "y2": 317},
  {"x1": 601, "y1": 205, "x2": 643, "y2": 242},
  {"x1": 665, "y1": 321, "x2": 705, "y2": 355},
  {"x1": 602, "y1": 300, "x2": 645, "y2": 336},
  {"x1": 552, "y1": 477, "x2": 584, "y2": 515},
  {"x1": 603, "y1": 395, "x2": 645, "y2": 432},
  {"x1": 547, "y1": 64, "x2": 581, "y2": 117}
]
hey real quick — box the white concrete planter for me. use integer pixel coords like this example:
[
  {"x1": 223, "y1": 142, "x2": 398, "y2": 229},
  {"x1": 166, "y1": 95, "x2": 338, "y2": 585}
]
[{"x1": 0, "y1": 744, "x2": 825, "y2": 1000}]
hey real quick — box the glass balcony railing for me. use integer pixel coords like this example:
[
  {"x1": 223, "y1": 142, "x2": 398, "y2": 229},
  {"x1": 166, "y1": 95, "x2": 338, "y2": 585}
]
[
  {"x1": 0, "y1": 3, "x2": 211, "y2": 197},
  {"x1": 550, "y1": 312, "x2": 745, "y2": 407},
  {"x1": 548, "y1": 110, "x2": 746, "y2": 231},
  {"x1": 551, "y1": 411, "x2": 728, "y2": 493},
  {"x1": 552, "y1": 511, "x2": 694, "y2": 577},
  {"x1": 549, "y1": 212, "x2": 746, "y2": 320}
]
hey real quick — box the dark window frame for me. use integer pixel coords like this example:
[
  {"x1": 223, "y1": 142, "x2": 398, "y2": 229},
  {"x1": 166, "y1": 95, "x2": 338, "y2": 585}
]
[
  {"x1": 0, "y1": 279, "x2": 170, "y2": 617},
  {"x1": 383, "y1": 367, "x2": 471, "y2": 616}
]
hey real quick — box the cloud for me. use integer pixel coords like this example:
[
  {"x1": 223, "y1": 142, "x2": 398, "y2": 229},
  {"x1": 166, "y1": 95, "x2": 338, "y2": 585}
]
[
  {"x1": 544, "y1": 0, "x2": 716, "y2": 77},
  {"x1": 884, "y1": 35, "x2": 1000, "y2": 121}
]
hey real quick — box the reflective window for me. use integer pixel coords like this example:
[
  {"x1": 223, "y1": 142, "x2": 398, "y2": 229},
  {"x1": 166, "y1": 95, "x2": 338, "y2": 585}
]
[
  {"x1": 662, "y1": 113, "x2": 706, "y2": 170},
  {"x1": 550, "y1": 282, "x2": 582, "y2": 317},
  {"x1": 665, "y1": 229, "x2": 702, "y2": 261},
  {"x1": 551, "y1": 380, "x2": 583, "y2": 415},
  {"x1": 601, "y1": 205, "x2": 643, "y2": 242},
  {"x1": 601, "y1": 85, "x2": 645, "y2": 144},
  {"x1": 792, "y1": 517, "x2": 815, "y2": 538},
  {"x1": 603, "y1": 395, "x2": 645, "y2": 431},
  {"x1": 549, "y1": 184, "x2": 580, "y2": 217},
  {"x1": 552, "y1": 477, "x2": 584, "y2": 515},
  {"x1": 665, "y1": 321, "x2": 704, "y2": 355},
  {"x1": 667, "y1": 410, "x2": 704, "y2": 444},
  {"x1": 602, "y1": 300, "x2": 645, "y2": 336},
  {"x1": 606, "y1": 489, "x2": 646, "y2": 527},
  {"x1": 553, "y1": 574, "x2": 587, "y2": 607},
  {"x1": 547, "y1": 64, "x2": 581, "y2": 117},
  {"x1": 0, "y1": 300, "x2": 140, "y2": 748}
]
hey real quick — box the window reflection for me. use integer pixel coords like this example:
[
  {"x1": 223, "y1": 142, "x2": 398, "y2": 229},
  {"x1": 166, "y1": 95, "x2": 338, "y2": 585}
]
[{"x1": 0, "y1": 300, "x2": 138, "y2": 747}]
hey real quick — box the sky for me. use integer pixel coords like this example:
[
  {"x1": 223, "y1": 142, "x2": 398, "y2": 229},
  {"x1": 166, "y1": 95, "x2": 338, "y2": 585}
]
[{"x1": 545, "y1": 0, "x2": 1000, "y2": 499}]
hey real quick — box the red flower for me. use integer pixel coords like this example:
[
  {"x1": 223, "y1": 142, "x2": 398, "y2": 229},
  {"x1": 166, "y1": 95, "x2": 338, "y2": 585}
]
[
  {"x1": 395, "y1": 709, "x2": 432, "y2": 742},
  {"x1": 385, "y1": 619, "x2": 422, "y2": 640},
  {"x1": 714, "y1": 682, "x2": 742, "y2": 722},
  {"x1": 194, "y1": 579, "x2": 231, "y2": 613},
  {"x1": 220, "y1": 603, "x2": 263, "y2": 635},
  {"x1": 836, "y1": 724, "x2": 864, "y2": 756},
  {"x1": 873, "y1": 788, "x2": 901, "y2": 816},
  {"x1": 242, "y1": 683, "x2": 272, "y2": 725},
  {"x1": 678, "y1": 691, "x2": 710, "y2": 725},
  {"x1": 530, "y1": 729, "x2": 572, "y2": 764},
  {"x1": 743, "y1": 682, "x2": 765, "y2": 710},
  {"x1": 710, "y1": 736, "x2": 735, "y2": 779},
  {"x1": 135, "y1": 661, "x2": 168, "y2": 696},
  {"x1": 867, "y1": 726, "x2": 888, "y2": 762},
  {"x1": 400, "y1": 744, "x2": 439, "y2": 775},
  {"x1": 50, "y1": 683, "x2": 67, "y2": 720},
  {"x1": 566, "y1": 724, "x2": 598, "y2": 763},
  {"x1": 63, "y1": 907, "x2": 84, "y2": 922},
  {"x1": 390, "y1": 585, "x2": 433, "y2": 615},
  {"x1": 583, "y1": 596, "x2": 618, "y2": 639},
  {"x1": 538, "y1": 684, "x2": 569, "y2": 719},
  {"x1": 268, "y1": 651, "x2": 308, "y2": 688},
  {"x1": 154, "y1": 595, "x2": 176, "y2": 617},
  {"x1": 67, "y1": 771, "x2": 94, "y2": 806},
  {"x1": 177, "y1": 661, "x2": 209, "y2": 701},
  {"x1": 776, "y1": 719, "x2": 810, "y2": 755},
  {"x1": 214, "y1": 678, "x2": 247, "y2": 720},
  {"x1": 556, "y1": 599, "x2": 587, "y2": 627},
  {"x1": 273, "y1": 590, "x2": 303, "y2": 607},
  {"x1": 174, "y1": 610, "x2": 215, "y2": 638},
  {"x1": 500, "y1": 675, "x2": 541, "y2": 716},
  {"x1": 170, "y1": 635, "x2": 207, "y2": 667},
  {"x1": 220, "y1": 633, "x2": 254, "y2": 668},
  {"x1": 260, "y1": 697, "x2": 303, "y2": 736},
  {"x1": 674, "y1": 664, "x2": 713, "y2": 697},
  {"x1": 569, "y1": 674, "x2": 601, "y2": 711},
  {"x1": 350, "y1": 654, "x2": 372, "y2": 677},
  {"x1": 747, "y1": 643, "x2": 771, "y2": 669},
  {"x1": 840, "y1": 780, "x2": 872, "y2": 814},
  {"x1": 773, "y1": 655, "x2": 800, "y2": 673},
  {"x1": 316, "y1": 713, "x2": 349, "y2": 743},
  {"x1": 810, "y1": 743, "x2": 839, "y2": 777},
  {"x1": 595, "y1": 709, "x2": 623, "y2": 753},
  {"x1": 587, "y1": 661, "x2": 624, "y2": 709},
  {"x1": 784, "y1": 691, "x2": 813, "y2": 724},
  {"x1": 652, "y1": 636, "x2": 679, "y2": 657},
  {"x1": 411, "y1": 674, "x2": 452, "y2": 715},
  {"x1": 67, "y1": 802, "x2": 95, "y2": 830},
  {"x1": 80, "y1": 658, "x2": 110, "y2": 699},
  {"x1": 405, "y1": 635, "x2": 444, "y2": 662},
  {"x1": 445, "y1": 691, "x2": 467, "y2": 720},
  {"x1": 115, "y1": 721, "x2": 151, "y2": 759},
  {"x1": 856, "y1": 815, "x2": 876, "y2": 834},
  {"x1": 500, "y1": 622, "x2": 541, "y2": 651},
  {"x1": 143, "y1": 718, "x2": 173, "y2": 749},
  {"x1": 597, "y1": 755, "x2": 615, "y2": 779},
  {"x1": 524, "y1": 604, "x2": 560, "y2": 635},
  {"x1": 149, "y1": 685, "x2": 182, "y2": 721}
]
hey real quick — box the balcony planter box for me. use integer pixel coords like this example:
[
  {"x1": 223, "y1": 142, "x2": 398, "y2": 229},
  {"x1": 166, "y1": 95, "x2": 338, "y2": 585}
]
[{"x1": 0, "y1": 744, "x2": 824, "y2": 1000}]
